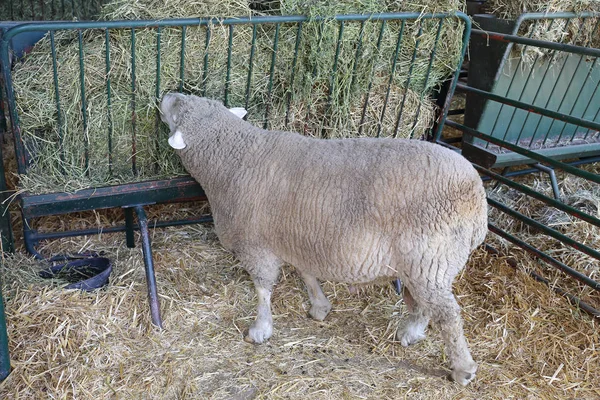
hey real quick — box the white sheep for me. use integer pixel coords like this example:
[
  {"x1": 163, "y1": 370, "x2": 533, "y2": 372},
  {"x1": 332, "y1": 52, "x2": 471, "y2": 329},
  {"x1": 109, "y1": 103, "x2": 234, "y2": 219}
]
[{"x1": 160, "y1": 93, "x2": 488, "y2": 386}]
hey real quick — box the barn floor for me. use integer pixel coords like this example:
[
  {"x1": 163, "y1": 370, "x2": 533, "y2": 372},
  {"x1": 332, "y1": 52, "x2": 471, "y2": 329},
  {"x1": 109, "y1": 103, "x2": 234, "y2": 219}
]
[{"x1": 0, "y1": 202, "x2": 598, "y2": 399}]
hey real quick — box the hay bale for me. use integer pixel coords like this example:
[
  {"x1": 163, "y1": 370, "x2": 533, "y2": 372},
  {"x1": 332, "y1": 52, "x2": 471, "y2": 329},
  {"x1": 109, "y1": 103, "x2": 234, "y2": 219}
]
[
  {"x1": 483, "y1": 0, "x2": 600, "y2": 63},
  {"x1": 484, "y1": 0, "x2": 600, "y2": 21},
  {"x1": 11, "y1": 0, "x2": 467, "y2": 194}
]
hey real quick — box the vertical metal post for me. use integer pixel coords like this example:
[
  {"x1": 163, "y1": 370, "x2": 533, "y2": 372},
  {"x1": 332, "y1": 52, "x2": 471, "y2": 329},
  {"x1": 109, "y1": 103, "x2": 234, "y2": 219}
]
[
  {"x1": 0, "y1": 279, "x2": 10, "y2": 382},
  {"x1": 133, "y1": 206, "x2": 163, "y2": 329},
  {"x1": 0, "y1": 119, "x2": 14, "y2": 253},
  {"x1": 0, "y1": 62, "x2": 13, "y2": 252},
  {"x1": 124, "y1": 207, "x2": 135, "y2": 248}
]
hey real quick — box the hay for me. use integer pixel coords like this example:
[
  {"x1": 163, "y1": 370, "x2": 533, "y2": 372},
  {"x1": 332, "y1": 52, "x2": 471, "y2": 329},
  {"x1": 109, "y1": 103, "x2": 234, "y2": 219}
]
[
  {"x1": 484, "y1": 0, "x2": 600, "y2": 21},
  {"x1": 482, "y1": 0, "x2": 600, "y2": 64},
  {"x1": 0, "y1": 203, "x2": 599, "y2": 398},
  {"x1": 486, "y1": 161, "x2": 600, "y2": 313},
  {"x1": 0, "y1": 0, "x2": 105, "y2": 21},
  {"x1": 10, "y1": 0, "x2": 467, "y2": 194}
]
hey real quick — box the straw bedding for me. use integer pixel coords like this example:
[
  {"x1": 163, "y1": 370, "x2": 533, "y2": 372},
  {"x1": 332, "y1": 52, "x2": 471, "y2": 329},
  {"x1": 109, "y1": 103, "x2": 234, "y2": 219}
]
[
  {"x1": 10, "y1": 0, "x2": 466, "y2": 195},
  {"x1": 0, "y1": 194, "x2": 598, "y2": 398},
  {"x1": 486, "y1": 162, "x2": 600, "y2": 314}
]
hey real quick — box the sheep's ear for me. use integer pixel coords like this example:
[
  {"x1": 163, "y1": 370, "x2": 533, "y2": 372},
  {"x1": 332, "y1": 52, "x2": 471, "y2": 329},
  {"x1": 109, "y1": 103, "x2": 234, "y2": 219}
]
[
  {"x1": 168, "y1": 130, "x2": 186, "y2": 150},
  {"x1": 229, "y1": 107, "x2": 247, "y2": 119}
]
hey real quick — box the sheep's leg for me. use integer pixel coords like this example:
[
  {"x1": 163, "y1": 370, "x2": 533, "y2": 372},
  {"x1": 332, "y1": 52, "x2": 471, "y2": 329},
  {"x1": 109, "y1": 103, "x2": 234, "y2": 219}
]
[
  {"x1": 432, "y1": 293, "x2": 477, "y2": 386},
  {"x1": 243, "y1": 257, "x2": 281, "y2": 344},
  {"x1": 299, "y1": 272, "x2": 332, "y2": 321},
  {"x1": 396, "y1": 287, "x2": 429, "y2": 347}
]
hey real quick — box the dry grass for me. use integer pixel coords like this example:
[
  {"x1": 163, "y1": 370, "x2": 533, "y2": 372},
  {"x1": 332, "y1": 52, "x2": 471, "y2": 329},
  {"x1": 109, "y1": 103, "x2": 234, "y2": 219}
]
[
  {"x1": 0, "y1": 140, "x2": 597, "y2": 399},
  {"x1": 0, "y1": 167, "x2": 599, "y2": 398},
  {"x1": 9, "y1": 0, "x2": 467, "y2": 194},
  {"x1": 486, "y1": 161, "x2": 600, "y2": 313},
  {"x1": 484, "y1": 0, "x2": 600, "y2": 21}
]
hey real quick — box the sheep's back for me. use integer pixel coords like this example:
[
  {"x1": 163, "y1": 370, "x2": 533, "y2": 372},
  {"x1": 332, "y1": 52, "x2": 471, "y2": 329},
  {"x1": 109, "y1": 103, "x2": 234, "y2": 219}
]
[{"x1": 218, "y1": 134, "x2": 487, "y2": 283}]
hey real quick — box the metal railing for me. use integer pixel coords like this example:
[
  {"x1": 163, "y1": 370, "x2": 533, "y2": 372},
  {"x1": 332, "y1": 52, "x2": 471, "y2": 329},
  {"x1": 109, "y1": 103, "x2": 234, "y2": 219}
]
[
  {"x1": 462, "y1": 12, "x2": 600, "y2": 167},
  {"x1": 442, "y1": 15, "x2": 600, "y2": 317}
]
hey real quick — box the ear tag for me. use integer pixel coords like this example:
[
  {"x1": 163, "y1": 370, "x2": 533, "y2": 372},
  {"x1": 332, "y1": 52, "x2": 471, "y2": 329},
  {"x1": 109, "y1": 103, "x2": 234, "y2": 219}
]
[
  {"x1": 229, "y1": 107, "x2": 247, "y2": 119},
  {"x1": 168, "y1": 130, "x2": 186, "y2": 149}
]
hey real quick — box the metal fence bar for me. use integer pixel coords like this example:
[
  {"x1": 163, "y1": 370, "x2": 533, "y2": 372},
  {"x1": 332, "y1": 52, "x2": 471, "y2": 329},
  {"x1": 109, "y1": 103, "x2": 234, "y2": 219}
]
[
  {"x1": 485, "y1": 235, "x2": 600, "y2": 318},
  {"x1": 486, "y1": 223, "x2": 600, "y2": 291},
  {"x1": 392, "y1": 22, "x2": 420, "y2": 138},
  {"x1": 475, "y1": 164, "x2": 600, "y2": 228},
  {"x1": 202, "y1": 25, "x2": 210, "y2": 97},
  {"x1": 154, "y1": 27, "x2": 162, "y2": 174},
  {"x1": 446, "y1": 120, "x2": 600, "y2": 184},
  {"x1": 508, "y1": 20, "x2": 558, "y2": 145},
  {"x1": 285, "y1": 22, "x2": 302, "y2": 127},
  {"x1": 104, "y1": 28, "x2": 113, "y2": 176},
  {"x1": 326, "y1": 20, "x2": 345, "y2": 111},
  {"x1": 50, "y1": 31, "x2": 64, "y2": 174},
  {"x1": 470, "y1": 28, "x2": 600, "y2": 58},
  {"x1": 359, "y1": 20, "x2": 386, "y2": 135},
  {"x1": 411, "y1": 18, "x2": 444, "y2": 138},
  {"x1": 179, "y1": 26, "x2": 186, "y2": 93},
  {"x1": 77, "y1": 29, "x2": 89, "y2": 176},
  {"x1": 378, "y1": 20, "x2": 405, "y2": 138},
  {"x1": 130, "y1": 28, "x2": 137, "y2": 176},
  {"x1": 224, "y1": 24, "x2": 234, "y2": 108},
  {"x1": 0, "y1": 282, "x2": 10, "y2": 381},
  {"x1": 244, "y1": 24, "x2": 257, "y2": 111},
  {"x1": 488, "y1": 198, "x2": 600, "y2": 262},
  {"x1": 263, "y1": 23, "x2": 280, "y2": 129},
  {"x1": 456, "y1": 84, "x2": 600, "y2": 133},
  {"x1": 349, "y1": 21, "x2": 365, "y2": 95}
]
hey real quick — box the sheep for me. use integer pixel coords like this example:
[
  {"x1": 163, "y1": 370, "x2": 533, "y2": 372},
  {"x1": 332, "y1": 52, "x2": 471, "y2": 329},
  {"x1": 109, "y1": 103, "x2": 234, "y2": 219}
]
[{"x1": 159, "y1": 93, "x2": 488, "y2": 386}]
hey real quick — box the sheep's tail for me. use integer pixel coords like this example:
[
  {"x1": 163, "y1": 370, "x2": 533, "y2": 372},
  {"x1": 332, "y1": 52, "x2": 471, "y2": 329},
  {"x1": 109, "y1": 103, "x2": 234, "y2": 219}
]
[{"x1": 470, "y1": 185, "x2": 488, "y2": 252}]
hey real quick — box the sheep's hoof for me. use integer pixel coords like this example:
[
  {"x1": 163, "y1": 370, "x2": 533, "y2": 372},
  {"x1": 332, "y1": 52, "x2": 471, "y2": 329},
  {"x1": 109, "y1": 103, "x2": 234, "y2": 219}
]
[
  {"x1": 396, "y1": 325, "x2": 426, "y2": 347},
  {"x1": 309, "y1": 303, "x2": 332, "y2": 321},
  {"x1": 449, "y1": 363, "x2": 478, "y2": 386},
  {"x1": 244, "y1": 323, "x2": 273, "y2": 344}
]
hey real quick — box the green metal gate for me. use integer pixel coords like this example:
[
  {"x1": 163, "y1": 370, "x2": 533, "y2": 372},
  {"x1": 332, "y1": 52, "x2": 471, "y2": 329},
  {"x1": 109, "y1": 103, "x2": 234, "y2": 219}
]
[{"x1": 441, "y1": 12, "x2": 600, "y2": 319}]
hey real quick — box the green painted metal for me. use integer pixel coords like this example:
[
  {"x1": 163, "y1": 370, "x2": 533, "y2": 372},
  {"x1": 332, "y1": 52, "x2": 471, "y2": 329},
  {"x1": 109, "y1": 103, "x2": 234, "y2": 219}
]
[
  {"x1": 0, "y1": 279, "x2": 10, "y2": 381},
  {"x1": 349, "y1": 21, "x2": 365, "y2": 95},
  {"x1": 245, "y1": 24, "x2": 257, "y2": 110},
  {"x1": 49, "y1": 31, "x2": 63, "y2": 174},
  {"x1": 178, "y1": 26, "x2": 186, "y2": 93},
  {"x1": 285, "y1": 22, "x2": 303, "y2": 126},
  {"x1": 447, "y1": 119, "x2": 600, "y2": 184},
  {"x1": 130, "y1": 28, "x2": 137, "y2": 176},
  {"x1": 202, "y1": 26, "x2": 210, "y2": 97},
  {"x1": 412, "y1": 19, "x2": 444, "y2": 137},
  {"x1": 488, "y1": 225, "x2": 600, "y2": 318},
  {"x1": 474, "y1": 164, "x2": 600, "y2": 229},
  {"x1": 105, "y1": 28, "x2": 114, "y2": 175},
  {"x1": 225, "y1": 24, "x2": 233, "y2": 108},
  {"x1": 359, "y1": 20, "x2": 386, "y2": 135},
  {"x1": 444, "y1": 14, "x2": 600, "y2": 315},
  {"x1": 379, "y1": 20, "x2": 405, "y2": 138},
  {"x1": 395, "y1": 23, "x2": 422, "y2": 138},
  {"x1": 263, "y1": 23, "x2": 280, "y2": 130},
  {"x1": 465, "y1": 13, "x2": 600, "y2": 166},
  {"x1": 154, "y1": 27, "x2": 162, "y2": 174},
  {"x1": 77, "y1": 29, "x2": 89, "y2": 175}
]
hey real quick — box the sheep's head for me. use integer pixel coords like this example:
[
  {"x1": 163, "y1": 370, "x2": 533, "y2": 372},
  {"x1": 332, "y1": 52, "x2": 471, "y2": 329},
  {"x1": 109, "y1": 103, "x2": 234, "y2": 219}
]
[{"x1": 159, "y1": 93, "x2": 247, "y2": 150}]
